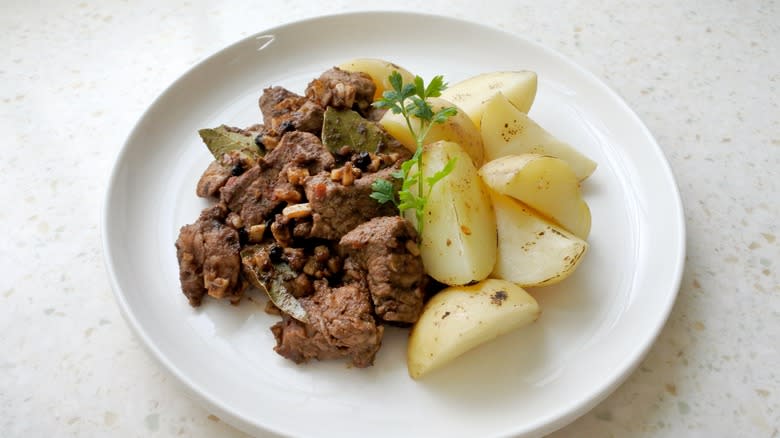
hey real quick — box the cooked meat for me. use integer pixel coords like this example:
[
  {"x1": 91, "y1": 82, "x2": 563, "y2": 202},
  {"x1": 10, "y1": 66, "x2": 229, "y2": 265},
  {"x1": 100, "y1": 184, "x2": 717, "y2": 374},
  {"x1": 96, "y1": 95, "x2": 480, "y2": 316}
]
[
  {"x1": 222, "y1": 123, "x2": 263, "y2": 137},
  {"x1": 242, "y1": 241, "x2": 341, "y2": 301},
  {"x1": 258, "y1": 86, "x2": 324, "y2": 148},
  {"x1": 196, "y1": 160, "x2": 232, "y2": 199},
  {"x1": 271, "y1": 280, "x2": 383, "y2": 368},
  {"x1": 175, "y1": 204, "x2": 245, "y2": 306},
  {"x1": 241, "y1": 242, "x2": 309, "y2": 296},
  {"x1": 287, "y1": 272, "x2": 313, "y2": 298},
  {"x1": 305, "y1": 67, "x2": 376, "y2": 115},
  {"x1": 220, "y1": 165, "x2": 278, "y2": 227},
  {"x1": 365, "y1": 106, "x2": 387, "y2": 122},
  {"x1": 265, "y1": 131, "x2": 335, "y2": 175},
  {"x1": 177, "y1": 66, "x2": 436, "y2": 369},
  {"x1": 269, "y1": 213, "x2": 294, "y2": 247},
  {"x1": 196, "y1": 142, "x2": 264, "y2": 200},
  {"x1": 220, "y1": 131, "x2": 335, "y2": 227},
  {"x1": 340, "y1": 216, "x2": 425, "y2": 323},
  {"x1": 303, "y1": 165, "x2": 400, "y2": 240}
]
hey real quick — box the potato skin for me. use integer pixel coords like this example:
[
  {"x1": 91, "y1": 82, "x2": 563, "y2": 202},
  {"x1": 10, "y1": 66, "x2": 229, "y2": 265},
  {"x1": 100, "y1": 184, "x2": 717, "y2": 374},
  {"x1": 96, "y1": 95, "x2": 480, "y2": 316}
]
[
  {"x1": 407, "y1": 279, "x2": 540, "y2": 379},
  {"x1": 408, "y1": 141, "x2": 496, "y2": 286}
]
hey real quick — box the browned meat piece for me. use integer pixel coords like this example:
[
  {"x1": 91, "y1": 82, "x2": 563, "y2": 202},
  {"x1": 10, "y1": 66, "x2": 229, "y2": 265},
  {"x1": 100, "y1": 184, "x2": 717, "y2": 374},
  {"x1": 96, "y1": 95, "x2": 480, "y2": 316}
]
[
  {"x1": 305, "y1": 67, "x2": 376, "y2": 115},
  {"x1": 196, "y1": 160, "x2": 232, "y2": 199},
  {"x1": 340, "y1": 216, "x2": 425, "y2": 324},
  {"x1": 220, "y1": 165, "x2": 277, "y2": 227},
  {"x1": 303, "y1": 165, "x2": 400, "y2": 240},
  {"x1": 220, "y1": 132, "x2": 335, "y2": 227},
  {"x1": 269, "y1": 213, "x2": 293, "y2": 247},
  {"x1": 175, "y1": 204, "x2": 245, "y2": 306},
  {"x1": 265, "y1": 131, "x2": 335, "y2": 174},
  {"x1": 267, "y1": 131, "x2": 335, "y2": 208},
  {"x1": 258, "y1": 86, "x2": 324, "y2": 149},
  {"x1": 196, "y1": 136, "x2": 265, "y2": 201},
  {"x1": 271, "y1": 280, "x2": 384, "y2": 368},
  {"x1": 365, "y1": 106, "x2": 387, "y2": 122}
]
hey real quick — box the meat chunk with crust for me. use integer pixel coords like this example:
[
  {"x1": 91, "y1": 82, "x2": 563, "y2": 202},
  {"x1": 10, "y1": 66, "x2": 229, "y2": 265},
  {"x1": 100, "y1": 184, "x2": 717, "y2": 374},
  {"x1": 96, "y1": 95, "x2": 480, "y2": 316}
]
[
  {"x1": 220, "y1": 131, "x2": 335, "y2": 227},
  {"x1": 219, "y1": 165, "x2": 277, "y2": 227},
  {"x1": 305, "y1": 67, "x2": 376, "y2": 115},
  {"x1": 258, "y1": 86, "x2": 324, "y2": 149},
  {"x1": 196, "y1": 160, "x2": 231, "y2": 199},
  {"x1": 175, "y1": 204, "x2": 245, "y2": 306},
  {"x1": 265, "y1": 131, "x2": 335, "y2": 174},
  {"x1": 340, "y1": 216, "x2": 425, "y2": 323},
  {"x1": 271, "y1": 280, "x2": 383, "y2": 368},
  {"x1": 303, "y1": 165, "x2": 400, "y2": 240}
]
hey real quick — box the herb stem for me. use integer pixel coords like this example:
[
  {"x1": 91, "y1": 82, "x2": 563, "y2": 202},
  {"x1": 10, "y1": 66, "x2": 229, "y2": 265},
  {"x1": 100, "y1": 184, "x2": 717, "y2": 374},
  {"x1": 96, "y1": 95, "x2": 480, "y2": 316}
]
[{"x1": 369, "y1": 72, "x2": 458, "y2": 238}]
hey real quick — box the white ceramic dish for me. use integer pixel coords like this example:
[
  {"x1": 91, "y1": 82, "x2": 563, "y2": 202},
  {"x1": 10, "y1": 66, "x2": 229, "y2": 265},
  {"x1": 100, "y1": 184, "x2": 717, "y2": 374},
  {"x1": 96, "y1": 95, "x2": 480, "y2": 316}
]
[{"x1": 103, "y1": 11, "x2": 685, "y2": 438}]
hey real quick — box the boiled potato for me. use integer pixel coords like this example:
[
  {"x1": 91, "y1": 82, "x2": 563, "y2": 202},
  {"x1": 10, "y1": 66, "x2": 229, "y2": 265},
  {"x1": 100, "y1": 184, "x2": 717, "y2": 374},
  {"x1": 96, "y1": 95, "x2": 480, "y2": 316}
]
[
  {"x1": 481, "y1": 93, "x2": 597, "y2": 181},
  {"x1": 380, "y1": 97, "x2": 484, "y2": 166},
  {"x1": 479, "y1": 154, "x2": 591, "y2": 239},
  {"x1": 407, "y1": 279, "x2": 540, "y2": 379},
  {"x1": 490, "y1": 190, "x2": 588, "y2": 287},
  {"x1": 337, "y1": 58, "x2": 415, "y2": 101},
  {"x1": 440, "y1": 71, "x2": 537, "y2": 129},
  {"x1": 406, "y1": 140, "x2": 496, "y2": 285}
]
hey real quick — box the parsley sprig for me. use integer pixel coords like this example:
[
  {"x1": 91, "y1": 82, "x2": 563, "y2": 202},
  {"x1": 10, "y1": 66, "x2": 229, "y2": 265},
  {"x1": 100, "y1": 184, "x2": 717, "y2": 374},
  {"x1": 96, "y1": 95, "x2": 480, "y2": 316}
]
[{"x1": 370, "y1": 72, "x2": 458, "y2": 236}]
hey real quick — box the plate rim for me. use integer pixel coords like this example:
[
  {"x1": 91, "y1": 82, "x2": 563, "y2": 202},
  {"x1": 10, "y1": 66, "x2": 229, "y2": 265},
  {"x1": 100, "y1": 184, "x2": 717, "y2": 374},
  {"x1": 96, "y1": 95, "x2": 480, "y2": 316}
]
[{"x1": 102, "y1": 10, "x2": 686, "y2": 438}]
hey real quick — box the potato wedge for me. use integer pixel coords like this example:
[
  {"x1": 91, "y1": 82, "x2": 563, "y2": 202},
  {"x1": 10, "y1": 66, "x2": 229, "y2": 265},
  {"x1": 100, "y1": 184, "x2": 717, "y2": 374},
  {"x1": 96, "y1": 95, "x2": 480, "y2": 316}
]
[
  {"x1": 407, "y1": 279, "x2": 540, "y2": 379},
  {"x1": 380, "y1": 97, "x2": 484, "y2": 167},
  {"x1": 490, "y1": 190, "x2": 588, "y2": 287},
  {"x1": 337, "y1": 58, "x2": 415, "y2": 101},
  {"x1": 479, "y1": 154, "x2": 591, "y2": 239},
  {"x1": 440, "y1": 71, "x2": 537, "y2": 129},
  {"x1": 481, "y1": 93, "x2": 597, "y2": 181},
  {"x1": 406, "y1": 141, "x2": 496, "y2": 285}
]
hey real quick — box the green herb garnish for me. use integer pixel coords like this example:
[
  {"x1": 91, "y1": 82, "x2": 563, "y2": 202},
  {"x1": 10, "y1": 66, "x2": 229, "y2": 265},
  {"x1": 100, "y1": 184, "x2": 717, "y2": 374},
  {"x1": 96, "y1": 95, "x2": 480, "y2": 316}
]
[{"x1": 370, "y1": 72, "x2": 458, "y2": 235}]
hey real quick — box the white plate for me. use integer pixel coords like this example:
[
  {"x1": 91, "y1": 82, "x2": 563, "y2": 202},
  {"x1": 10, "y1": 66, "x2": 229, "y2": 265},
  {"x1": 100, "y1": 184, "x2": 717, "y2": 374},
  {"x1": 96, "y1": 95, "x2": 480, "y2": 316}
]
[{"x1": 103, "y1": 11, "x2": 685, "y2": 438}]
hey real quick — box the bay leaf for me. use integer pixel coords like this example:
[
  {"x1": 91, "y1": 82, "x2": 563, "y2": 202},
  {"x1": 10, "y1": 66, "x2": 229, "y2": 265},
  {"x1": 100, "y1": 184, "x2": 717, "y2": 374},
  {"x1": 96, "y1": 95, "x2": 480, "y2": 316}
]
[
  {"x1": 198, "y1": 125, "x2": 263, "y2": 160},
  {"x1": 240, "y1": 246, "x2": 308, "y2": 323},
  {"x1": 322, "y1": 107, "x2": 392, "y2": 154}
]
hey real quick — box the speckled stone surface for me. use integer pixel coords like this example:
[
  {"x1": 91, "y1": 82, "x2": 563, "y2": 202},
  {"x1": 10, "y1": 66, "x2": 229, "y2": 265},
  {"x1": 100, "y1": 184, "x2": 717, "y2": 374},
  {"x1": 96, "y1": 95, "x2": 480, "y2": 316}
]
[{"x1": 1, "y1": 0, "x2": 777, "y2": 436}]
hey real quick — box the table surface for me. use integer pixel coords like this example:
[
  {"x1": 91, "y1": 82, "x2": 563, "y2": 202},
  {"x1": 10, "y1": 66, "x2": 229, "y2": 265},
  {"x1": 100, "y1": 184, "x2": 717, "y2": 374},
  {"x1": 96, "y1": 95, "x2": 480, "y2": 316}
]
[{"x1": 2, "y1": 0, "x2": 778, "y2": 436}]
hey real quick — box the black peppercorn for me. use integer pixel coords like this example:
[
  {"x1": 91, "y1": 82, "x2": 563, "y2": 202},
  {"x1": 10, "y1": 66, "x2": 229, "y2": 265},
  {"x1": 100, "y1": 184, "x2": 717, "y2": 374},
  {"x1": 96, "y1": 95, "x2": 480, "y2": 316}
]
[
  {"x1": 254, "y1": 134, "x2": 265, "y2": 148},
  {"x1": 353, "y1": 151, "x2": 371, "y2": 171},
  {"x1": 268, "y1": 244, "x2": 284, "y2": 263},
  {"x1": 231, "y1": 164, "x2": 244, "y2": 176},
  {"x1": 279, "y1": 120, "x2": 294, "y2": 133},
  {"x1": 237, "y1": 227, "x2": 249, "y2": 245}
]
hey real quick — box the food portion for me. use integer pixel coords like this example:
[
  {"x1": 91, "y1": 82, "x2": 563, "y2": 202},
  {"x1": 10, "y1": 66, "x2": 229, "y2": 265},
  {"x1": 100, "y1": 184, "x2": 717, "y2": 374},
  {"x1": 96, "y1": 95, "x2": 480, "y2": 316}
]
[
  {"x1": 176, "y1": 66, "x2": 417, "y2": 367},
  {"x1": 480, "y1": 92, "x2": 597, "y2": 180},
  {"x1": 337, "y1": 58, "x2": 415, "y2": 101},
  {"x1": 174, "y1": 60, "x2": 597, "y2": 377},
  {"x1": 479, "y1": 154, "x2": 591, "y2": 239},
  {"x1": 490, "y1": 191, "x2": 588, "y2": 287},
  {"x1": 407, "y1": 279, "x2": 540, "y2": 379},
  {"x1": 407, "y1": 140, "x2": 496, "y2": 286},
  {"x1": 176, "y1": 204, "x2": 244, "y2": 306},
  {"x1": 440, "y1": 71, "x2": 537, "y2": 128},
  {"x1": 379, "y1": 97, "x2": 485, "y2": 167},
  {"x1": 271, "y1": 280, "x2": 384, "y2": 368},
  {"x1": 340, "y1": 216, "x2": 426, "y2": 323}
]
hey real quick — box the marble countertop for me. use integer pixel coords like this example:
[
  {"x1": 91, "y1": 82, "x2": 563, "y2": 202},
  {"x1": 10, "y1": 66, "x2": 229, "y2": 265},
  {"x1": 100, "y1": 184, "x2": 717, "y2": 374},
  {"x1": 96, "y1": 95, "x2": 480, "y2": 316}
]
[{"x1": 2, "y1": 0, "x2": 777, "y2": 436}]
